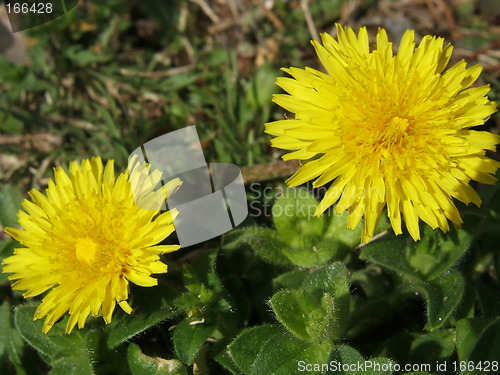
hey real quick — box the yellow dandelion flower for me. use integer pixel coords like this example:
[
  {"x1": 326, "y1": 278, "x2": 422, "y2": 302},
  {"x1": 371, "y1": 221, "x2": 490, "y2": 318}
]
[
  {"x1": 2, "y1": 156, "x2": 181, "y2": 333},
  {"x1": 266, "y1": 24, "x2": 500, "y2": 243}
]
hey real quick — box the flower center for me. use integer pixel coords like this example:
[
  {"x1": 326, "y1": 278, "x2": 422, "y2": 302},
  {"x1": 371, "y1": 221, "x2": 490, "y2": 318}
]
[
  {"x1": 389, "y1": 116, "x2": 410, "y2": 132},
  {"x1": 380, "y1": 116, "x2": 410, "y2": 143},
  {"x1": 75, "y1": 238, "x2": 98, "y2": 267}
]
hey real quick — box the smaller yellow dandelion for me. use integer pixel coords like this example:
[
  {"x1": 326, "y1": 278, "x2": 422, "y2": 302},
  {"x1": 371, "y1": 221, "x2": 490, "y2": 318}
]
[
  {"x1": 2, "y1": 156, "x2": 181, "y2": 333},
  {"x1": 266, "y1": 24, "x2": 500, "y2": 243}
]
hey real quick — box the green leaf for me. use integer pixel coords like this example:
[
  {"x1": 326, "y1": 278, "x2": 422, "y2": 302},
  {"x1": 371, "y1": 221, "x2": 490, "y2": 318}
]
[
  {"x1": 269, "y1": 289, "x2": 333, "y2": 342},
  {"x1": 173, "y1": 319, "x2": 215, "y2": 365},
  {"x1": 48, "y1": 356, "x2": 95, "y2": 375},
  {"x1": 106, "y1": 284, "x2": 179, "y2": 349},
  {"x1": 245, "y1": 63, "x2": 278, "y2": 117},
  {"x1": 15, "y1": 304, "x2": 68, "y2": 359},
  {"x1": 227, "y1": 325, "x2": 284, "y2": 375},
  {"x1": 64, "y1": 46, "x2": 112, "y2": 67},
  {"x1": 273, "y1": 270, "x2": 308, "y2": 290},
  {"x1": 185, "y1": 249, "x2": 223, "y2": 292},
  {"x1": 213, "y1": 349, "x2": 241, "y2": 375},
  {"x1": 476, "y1": 278, "x2": 500, "y2": 318},
  {"x1": 322, "y1": 211, "x2": 364, "y2": 249},
  {"x1": 225, "y1": 198, "x2": 349, "y2": 267},
  {"x1": 127, "y1": 343, "x2": 188, "y2": 375},
  {"x1": 373, "y1": 332, "x2": 413, "y2": 363},
  {"x1": 272, "y1": 188, "x2": 325, "y2": 247},
  {"x1": 328, "y1": 345, "x2": 363, "y2": 375},
  {"x1": 0, "y1": 185, "x2": 23, "y2": 228},
  {"x1": 403, "y1": 270, "x2": 464, "y2": 330},
  {"x1": 268, "y1": 265, "x2": 350, "y2": 351},
  {"x1": 0, "y1": 303, "x2": 10, "y2": 357},
  {"x1": 282, "y1": 238, "x2": 345, "y2": 268},
  {"x1": 4, "y1": 311, "x2": 26, "y2": 373},
  {"x1": 221, "y1": 274, "x2": 251, "y2": 324},
  {"x1": 328, "y1": 345, "x2": 395, "y2": 375},
  {"x1": 350, "y1": 268, "x2": 391, "y2": 299},
  {"x1": 0, "y1": 112, "x2": 23, "y2": 133},
  {"x1": 250, "y1": 332, "x2": 332, "y2": 375},
  {"x1": 93, "y1": 104, "x2": 120, "y2": 139},
  {"x1": 174, "y1": 249, "x2": 232, "y2": 323},
  {"x1": 360, "y1": 226, "x2": 472, "y2": 282},
  {"x1": 462, "y1": 318, "x2": 500, "y2": 370},
  {"x1": 408, "y1": 329, "x2": 455, "y2": 364},
  {"x1": 223, "y1": 227, "x2": 293, "y2": 266},
  {"x1": 302, "y1": 263, "x2": 350, "y2": 339},
  {"x1": 456, "y1": 317, "x2": 492, "y2": 362},
  {"x1": 14, "y1": 305, "x2": 96, "y2": 373}
]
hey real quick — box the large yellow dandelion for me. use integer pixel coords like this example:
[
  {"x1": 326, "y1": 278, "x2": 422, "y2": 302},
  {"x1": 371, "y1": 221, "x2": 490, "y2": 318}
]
[
  {"x1": 266, "y1": 24, "x2": 500, "y2": 243},
  {"x1": 2, "y1": 157, "x2": 181, "y2": 333}
]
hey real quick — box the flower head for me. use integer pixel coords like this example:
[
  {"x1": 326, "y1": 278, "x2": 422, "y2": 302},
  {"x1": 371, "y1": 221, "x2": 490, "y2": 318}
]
[
  {"x1": 266, "y1": 24, "x2": 500, "y2": 243},
  {"x1": 2, "y1": 157, "x2": 181, "y2": 333}
]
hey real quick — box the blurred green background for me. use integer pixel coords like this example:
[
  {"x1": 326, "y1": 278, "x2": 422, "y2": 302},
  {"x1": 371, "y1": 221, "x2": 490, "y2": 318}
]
[
  {"x1": 1, "y1": 0, "x2": 498, "y2": 191},
  {"x1": 1, "y1": 1, "x2": 500, "y2": 374}
]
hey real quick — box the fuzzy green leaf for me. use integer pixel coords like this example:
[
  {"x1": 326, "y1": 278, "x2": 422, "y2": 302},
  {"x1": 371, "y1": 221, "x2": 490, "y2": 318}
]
[
  {"x1": 272, "y1": 188, "x2": 325, "y2": 247},
  {"x1": 0, "y1": 303, "x2": 10, "y2": 357},
  {"x1": 328, "y1": 345, "x2": 363, "y2": 375},
  {"x1": 456, "y1": 317, "x2": 492, "y2": 362},
  {"x1": 408, "y1": 329, "x2": 455, "y2": 364},
  {"x1": 15, "y1": 305, "x2": 97, "y2": 373},
  {"x1": 282, "y1": 237, "x2": 346, "y2": 268},
  {"x1": 403, "y1": 270, "x2": 464, "y2": 330},
  {"x1": 250, "y1": 332, "x2": 332, "y2": 375},
  {"x1": 4, "y1": 309, "x2": 25, "y2": 373},
  {"x1": 360, "y1": 226, "x2": 472, "y2": 282},
  {"x1": 322, "y1": 211, "x2": 364, "y2": 249},
  {"x1": 328, "y1": 345, "x2": 395, "y2": 375},
  {"x1": 463, "y1": 318, "x2": 500, "y2": 371},
  {"x1": 15, "y1": 304, "x2": 72, "y2": 359},
  {"x1": 0, "y1": 302, "x2": 26, "y2": 374},
  {"x1": 213, "y1": 349, "x2": 241, "y2": 375},
  {"x1": 273, "y1": 270, "x2": 308, "y2": 290},
  {"x1": 127, "y1": 343, "x2": 187, "y2": 375},
  {"x1": 223, "y1": 227, "x2": 293, "y2": 266},
  {"x1": 225, "y1": 191, "x2": 351, "y2": 267},
  {"x1": 227, "y1": 324, "x2": 284, "y2": 375},
  {"x1": 187, "y1": 249, "x2": 223, "y2": 293},
  {"x1": 302, "y1": 262, "x2": 350, "y2": 339},
  {"x1": 269, "y1": 289, "x2": 333, "y2": 342},
  {"x1": 48, "y1": 357, "x2": 95, "y2": 375},
  {"x1": 173, "y1": 319, "x2": 214, "y2": 365},
  {"x1": 106, "y1": 284, "x2": 179, "y2": 349}
]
